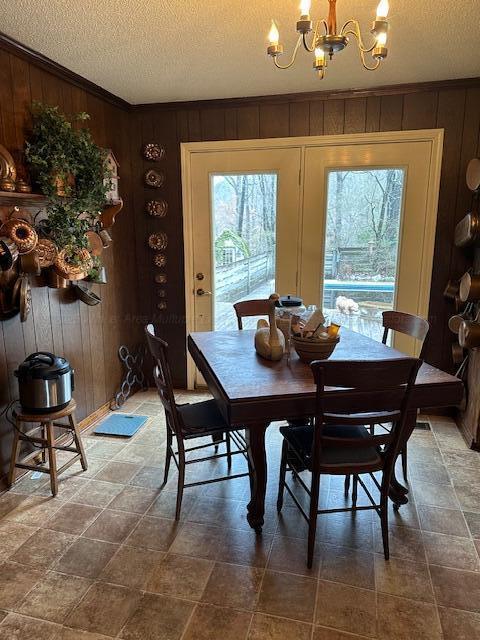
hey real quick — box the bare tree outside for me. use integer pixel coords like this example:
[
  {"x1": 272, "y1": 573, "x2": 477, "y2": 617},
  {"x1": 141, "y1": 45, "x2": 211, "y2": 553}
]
[
  {"x1": 324, "y1": 168, "x2": 405, "y2": 341},
  {"x1": 212, "y1": 173, "x2": 277, "y2": 330}
]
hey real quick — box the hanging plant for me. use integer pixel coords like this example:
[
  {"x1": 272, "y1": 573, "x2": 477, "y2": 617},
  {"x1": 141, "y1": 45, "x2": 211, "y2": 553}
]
[{"x1": 25, "y1": 102, "x2": 112, "y2": 256}]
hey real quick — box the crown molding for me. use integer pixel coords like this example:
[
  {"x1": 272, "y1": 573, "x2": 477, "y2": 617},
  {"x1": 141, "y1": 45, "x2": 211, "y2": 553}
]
[
  {"x1": 0, "y1": 31, "x2": 130, "y2": 111},
  {"x1": 134, "y1": 76, "x2": 480, "y2": 112}
]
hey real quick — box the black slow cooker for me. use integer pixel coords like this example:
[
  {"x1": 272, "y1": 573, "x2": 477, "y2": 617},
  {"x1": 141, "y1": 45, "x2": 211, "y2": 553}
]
[{"x1": 15, "y1": 352, "x2": 74, "y2": 413}]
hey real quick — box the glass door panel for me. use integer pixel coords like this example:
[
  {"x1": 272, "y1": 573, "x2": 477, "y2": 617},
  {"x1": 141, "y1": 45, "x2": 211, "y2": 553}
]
[
  {"x1": 322, "y1": 168, "x2": 405, "y2": 343},
  {"x1": 301, "y1": 140, "x2": 439, "y2": 356},
  {"x1": 212, "y1": 173, "x2": 278, "y2": 331}
]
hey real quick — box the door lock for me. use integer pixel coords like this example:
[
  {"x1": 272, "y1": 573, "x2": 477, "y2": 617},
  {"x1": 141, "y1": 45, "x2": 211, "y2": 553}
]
[
  {"x1": 196, "y1": 272, "x2": 205, "y2": 281},
  {"x1": 196, "y1": 288, "x2": 212, "y2": 296}
]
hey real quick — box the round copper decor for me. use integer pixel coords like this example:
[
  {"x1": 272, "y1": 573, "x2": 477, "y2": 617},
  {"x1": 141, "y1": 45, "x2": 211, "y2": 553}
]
[
  {"x1": 146, "y1": 200, "x2": 168, "y2": 217},
  {"x1": 153, "y1": 253, "x2": 167, "y2": 268},
  {"x1": 148, "y1": 232, "x2": 168, "y2": 251},
  {"x1": 143, "y1": 143, "x2": 166, "y2": 162},
  {"x1": 144, "y1": 169, "x2": 165, "y2": 189},
  {"x1": 54, "y1": 248, "x2": 93, "y2": 281},
  {"x1": 3, "y1": 219, "x2": 38, "y2": 254},
  {"x1": 154, "y1": 273, "x2": 167, "y2": 284}
]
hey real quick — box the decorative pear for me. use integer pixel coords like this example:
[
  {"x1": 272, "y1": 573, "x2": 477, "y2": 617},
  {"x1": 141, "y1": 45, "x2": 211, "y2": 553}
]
[{"x1": 254, "y1": 299, "x2": 285, "y2": 361}]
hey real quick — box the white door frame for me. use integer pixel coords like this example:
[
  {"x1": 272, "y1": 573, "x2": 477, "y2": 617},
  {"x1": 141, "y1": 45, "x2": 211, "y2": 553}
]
[{"x1": 181, "y1": 129, "x2": 444, "y2": 390}]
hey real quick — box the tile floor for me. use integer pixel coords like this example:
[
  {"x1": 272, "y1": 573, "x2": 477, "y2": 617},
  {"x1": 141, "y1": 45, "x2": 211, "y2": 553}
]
[{"x1": 1, "y1": 389, "x2": 480, "y2": 639}]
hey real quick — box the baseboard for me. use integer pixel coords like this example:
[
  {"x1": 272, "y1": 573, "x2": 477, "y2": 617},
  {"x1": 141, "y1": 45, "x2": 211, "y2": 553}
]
[
  {"x1": 0, "y1": 400, "x2": 112, "y2": 493},
  {"x1": 78, "y1": 401, "x2": 111, "y2": 431}
]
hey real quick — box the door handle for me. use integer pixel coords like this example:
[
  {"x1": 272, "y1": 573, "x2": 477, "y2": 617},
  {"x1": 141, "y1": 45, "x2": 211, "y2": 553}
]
[{"x1": 196, "y1": 288, "x2": 212, "y2": 296}]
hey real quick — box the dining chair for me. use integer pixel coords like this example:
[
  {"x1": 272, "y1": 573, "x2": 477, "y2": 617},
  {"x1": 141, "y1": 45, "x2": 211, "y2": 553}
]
[
  {"x1": 145, "y1": 324, "x2": 249, "y2": 519},
  {"x1": 233, "y1": 299, "x2": 271, "y2": 330},
  {"x1": 277, "y1": 357, "x2": 422, "y2": 568},
  {"x1": 382, "y1": 310, "x2": 430, "y2": 480}
]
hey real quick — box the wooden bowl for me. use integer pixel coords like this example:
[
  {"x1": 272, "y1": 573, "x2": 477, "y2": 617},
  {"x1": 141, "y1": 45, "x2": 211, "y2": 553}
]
[{"x1": 292, "y1": 335, "x2": 340, "y2": 363}]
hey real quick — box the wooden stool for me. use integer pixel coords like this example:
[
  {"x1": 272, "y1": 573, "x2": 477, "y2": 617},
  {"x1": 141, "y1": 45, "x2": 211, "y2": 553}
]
[{"x1": 7, "y1": 400, "x2": 88, "y2": 497}]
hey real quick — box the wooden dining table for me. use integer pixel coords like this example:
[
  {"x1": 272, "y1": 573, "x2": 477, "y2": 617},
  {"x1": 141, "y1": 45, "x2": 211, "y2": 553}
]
[{"x1": 188, "y1": 328, "x2": 464, "y2": 531}]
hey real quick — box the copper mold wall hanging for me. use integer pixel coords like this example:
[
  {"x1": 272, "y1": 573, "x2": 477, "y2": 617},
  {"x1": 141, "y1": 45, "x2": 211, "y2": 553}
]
[
  {"x1": 143, "y1": 143, "x2": 166, "y2": 162},
  {"x1": 144, "y1": 169, "x2": 165, "y2": 189},
  {"x1": 153, "y1": 253, "x2": 167, "y2": 268},
  {"x1": 154, "y1": 273, "x2": 167, "y2": 284},
  {"x1": 157, "y1": 288, "x2": 166, "y2": 298},
  {"x1": 2, "y1": 218, "x2": 38, "y2": 254},
  {"x1": 157, "y1": 301, "x2": 167, "y2": 310},
  {"x1": 36, "y1": 238, "x2": 58, "y2": 268},
  {"x1": 148, "y1": 232, "x2": 168, "y2": 251},
  {"x1": 54, "y1": 247, "x2": 93, "y2": 281},
  {"x1": 146, "y1": 199, "x2": 168, "y2": 217}
]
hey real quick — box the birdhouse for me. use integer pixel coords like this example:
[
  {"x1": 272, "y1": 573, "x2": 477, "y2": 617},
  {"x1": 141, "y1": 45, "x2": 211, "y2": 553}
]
[{"x1": 105, "y1": 149, "x2": 120, "y2": 203}]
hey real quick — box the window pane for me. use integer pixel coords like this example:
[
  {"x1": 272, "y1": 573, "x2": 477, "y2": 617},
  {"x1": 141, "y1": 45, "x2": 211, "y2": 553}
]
[
  {"x1": 322, "y1": 168, "x2": 405, "y2": 342},
  {"x1": 211, "y1": 173, "x2": 277, "y2": 330}
]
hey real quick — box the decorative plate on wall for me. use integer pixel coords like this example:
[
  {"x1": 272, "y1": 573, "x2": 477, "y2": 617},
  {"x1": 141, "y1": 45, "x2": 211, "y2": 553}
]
[
  {"x1": 144, "y1": 169, "x2": 165, "y2": 189},
  {"x1": 146, "y1": 200, "x2": 168, "y2": 217},
  {"x1": 154, "y1": 273, "x2": 167, "y2": 284},
  {"x1": 143, "y1": 143, "x2": 166, "y2": 162},
  {"x1": 148, "y1": 232, "x2": 168, "y2": 251},
  {"x1": 153, "y1": 253, "x2": 167, "y2": 268}
]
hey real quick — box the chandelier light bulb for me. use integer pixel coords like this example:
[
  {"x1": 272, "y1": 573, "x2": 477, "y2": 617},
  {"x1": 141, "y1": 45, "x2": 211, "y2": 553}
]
[
  {"x1": 314, "y1": 47, "x2": 325, "y2": 60},
  {"x1": 376, "y1": 31, "x2": 388, "y2": 45},
  {"x1": 376, "y1": 0, "x2": 389, "y2": 19},
  {"x1": 300, "y1": 0, "x2": 311, "y2": 16},
  {"x1": 268, "y1": 20, "x2": 280, "y2": 45}
]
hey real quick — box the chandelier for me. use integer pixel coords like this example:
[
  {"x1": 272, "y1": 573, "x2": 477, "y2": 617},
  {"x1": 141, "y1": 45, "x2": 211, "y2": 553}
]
[{"x1": 267, "y1": 0, "x2": 390, "y2": 78}]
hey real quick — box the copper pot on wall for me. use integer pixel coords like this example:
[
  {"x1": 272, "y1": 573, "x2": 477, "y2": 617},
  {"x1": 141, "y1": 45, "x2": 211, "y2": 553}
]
[
  {"x1": 459, "y1": 320, "x2": 480, "y2": 349},
  {"x1": 444, "y1": 280, "x2": 460, "y2": 300},
  {"x1": 459, "y1": 272, "x2": 480, "y2": 302},
  {"x1": 455, "y1": 211, "x2": 480, "y2": 248},
  {"x1": 449, "y1": 309, "x2": 471, "y2": 334},
  {"x1": 452, "y1": 342, "x2": 466, "y2": 365},
  {"x1": 46, "y1": 268, "x2": 69, "y2": 289}
]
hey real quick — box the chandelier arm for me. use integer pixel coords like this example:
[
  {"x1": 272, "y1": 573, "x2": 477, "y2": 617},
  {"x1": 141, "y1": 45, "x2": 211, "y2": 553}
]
[
  {"x1": 342, "y1": 20, "x2": 377, "y2": 53},
  {"x1": 302, "y1": 20, "x2": 322, "y2": 53},
  {"x1": 273, "y1": 35, "x2": 303, "y2": 70},
  {"x1": 358, "y1": 47, "x2": 382, "y2": 71}
]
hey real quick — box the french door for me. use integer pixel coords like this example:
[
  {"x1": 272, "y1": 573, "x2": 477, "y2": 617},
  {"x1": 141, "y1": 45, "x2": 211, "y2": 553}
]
[{"x1": 182, "y1": 131, "x2": 443, "y2": 388}]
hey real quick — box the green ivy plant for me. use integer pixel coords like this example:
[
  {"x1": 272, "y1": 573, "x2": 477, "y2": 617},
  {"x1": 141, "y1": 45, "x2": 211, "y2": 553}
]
[
  {"x1": 86, "y1": 255, "x2": 104, "y2": 282},
  {"x1": 25, "y1": 102, "x2": 112, "y2": 264}
]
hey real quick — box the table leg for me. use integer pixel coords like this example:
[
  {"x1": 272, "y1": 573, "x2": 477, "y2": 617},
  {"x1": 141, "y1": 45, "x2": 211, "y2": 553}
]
[
  {"x1": 389, "y1": 410, "x2": 416, "y2": 507},
  {"x1": 246, "y1": 422, "x2": 269, "y2": 532}
]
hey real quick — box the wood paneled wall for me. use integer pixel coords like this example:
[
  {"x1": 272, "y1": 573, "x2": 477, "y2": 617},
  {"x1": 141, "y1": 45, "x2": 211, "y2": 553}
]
[
  {"x1": 132, "y1": 81, "x2": 480, "y2": 385},
  {"x1": 0, "y1": 44, "x2": 141, "y2": 479}
]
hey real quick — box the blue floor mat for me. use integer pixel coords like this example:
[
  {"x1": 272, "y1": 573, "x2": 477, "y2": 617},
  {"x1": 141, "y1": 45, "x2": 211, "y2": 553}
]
[{"x1": 93, "y1": 414, "x2": 149, "y2": 437}]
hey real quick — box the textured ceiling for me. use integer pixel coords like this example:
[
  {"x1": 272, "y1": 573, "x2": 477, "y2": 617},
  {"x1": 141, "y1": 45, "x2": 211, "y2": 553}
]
[{"x1": 1, "y1": 0, "x2": 479, "y2": 104}]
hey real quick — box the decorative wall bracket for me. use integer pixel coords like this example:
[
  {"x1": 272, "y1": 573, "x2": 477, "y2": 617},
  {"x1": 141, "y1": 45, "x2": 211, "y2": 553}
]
[{"x1": 110, "y1": 344, "x2": 148, "y2": 410}]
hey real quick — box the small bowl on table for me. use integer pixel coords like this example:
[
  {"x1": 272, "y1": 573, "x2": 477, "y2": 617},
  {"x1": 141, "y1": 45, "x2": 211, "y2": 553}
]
[{"x1": 292, "y1": 335, "x2": 340, "y2": 363}]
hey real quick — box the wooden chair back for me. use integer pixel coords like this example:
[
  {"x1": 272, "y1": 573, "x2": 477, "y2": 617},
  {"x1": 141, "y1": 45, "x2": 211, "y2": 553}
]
[
  {"x1": 145, "y1": 324, "x2": 182, "y2": 437},
  {"x1": 233, "y1": 299, "x2": 273, "y2": 330},
  {"x1": 310, "y1": 357, "x2": 422, "y2": 468},
  {"x1": 382, "y1": 311, "x2": 430, "y2": 358}
]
